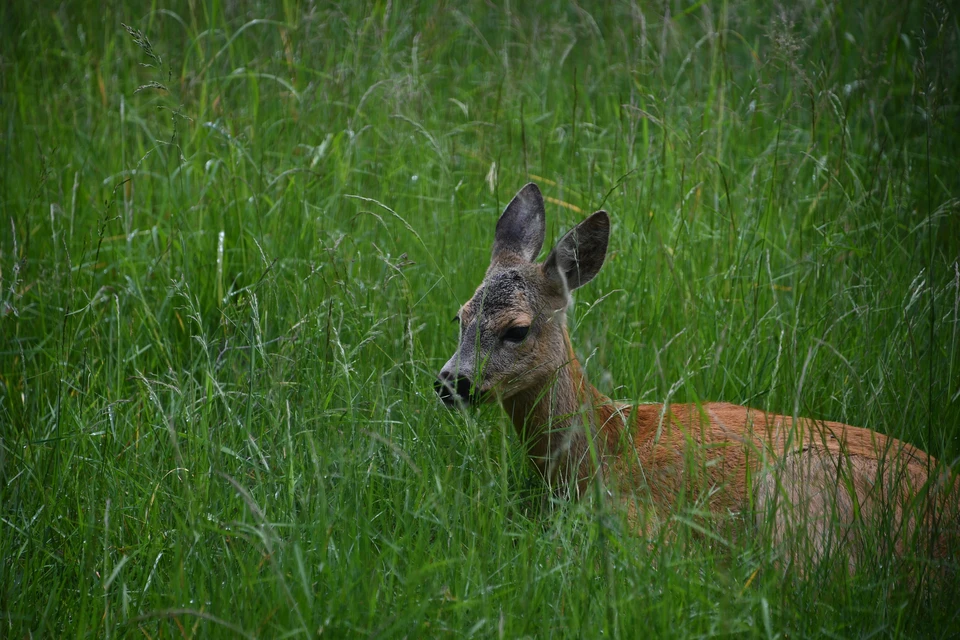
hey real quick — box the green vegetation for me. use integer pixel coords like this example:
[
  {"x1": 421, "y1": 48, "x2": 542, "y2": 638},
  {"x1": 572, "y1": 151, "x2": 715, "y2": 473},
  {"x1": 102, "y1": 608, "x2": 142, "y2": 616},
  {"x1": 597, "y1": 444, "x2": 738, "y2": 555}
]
[{"x1": 2, "y1": 1, "x2": 959, "y2": 637}]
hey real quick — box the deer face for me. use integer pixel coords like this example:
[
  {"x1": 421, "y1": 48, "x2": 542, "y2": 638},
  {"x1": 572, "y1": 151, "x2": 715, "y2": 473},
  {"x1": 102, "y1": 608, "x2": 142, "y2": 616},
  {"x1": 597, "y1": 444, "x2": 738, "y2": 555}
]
[{"x1": 435, "y1": 183, "x2": 610, "y2": 407}]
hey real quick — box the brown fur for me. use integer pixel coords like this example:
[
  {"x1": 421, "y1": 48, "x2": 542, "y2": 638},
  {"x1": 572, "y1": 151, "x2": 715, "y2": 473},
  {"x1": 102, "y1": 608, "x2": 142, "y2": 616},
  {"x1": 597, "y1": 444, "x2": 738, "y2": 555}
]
[{"x1": 437, "y1": 184, "x2": 958, "y2": 567}]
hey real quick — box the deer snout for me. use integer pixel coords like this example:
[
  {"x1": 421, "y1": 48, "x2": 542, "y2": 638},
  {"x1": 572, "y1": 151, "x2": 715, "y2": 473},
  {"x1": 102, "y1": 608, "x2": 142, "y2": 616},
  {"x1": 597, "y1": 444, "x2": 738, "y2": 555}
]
[{"x1": 435, "y1": 370, "x2": 474, "y2": 407}]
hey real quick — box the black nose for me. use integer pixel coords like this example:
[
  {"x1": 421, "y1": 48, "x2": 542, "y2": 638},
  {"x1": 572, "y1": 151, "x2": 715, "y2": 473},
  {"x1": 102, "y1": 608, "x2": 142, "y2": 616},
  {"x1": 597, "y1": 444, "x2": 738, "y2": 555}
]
[{"x1": 435, "y1": 371, "x2": 473, "y2": 406}]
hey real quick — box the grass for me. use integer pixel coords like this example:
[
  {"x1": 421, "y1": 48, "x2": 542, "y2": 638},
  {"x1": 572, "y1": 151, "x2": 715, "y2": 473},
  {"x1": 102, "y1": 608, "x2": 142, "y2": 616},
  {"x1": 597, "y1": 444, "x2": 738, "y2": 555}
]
[{"x1": 2, "y1": 0, "x2": 959, "y2": 637}]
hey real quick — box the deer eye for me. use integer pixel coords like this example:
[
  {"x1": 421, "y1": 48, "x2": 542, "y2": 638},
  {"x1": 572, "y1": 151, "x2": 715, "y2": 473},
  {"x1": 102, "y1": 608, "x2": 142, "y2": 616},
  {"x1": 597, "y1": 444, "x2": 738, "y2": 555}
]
[{"x1": 501, "y1": 326, "x2": 529, "y2": 343}]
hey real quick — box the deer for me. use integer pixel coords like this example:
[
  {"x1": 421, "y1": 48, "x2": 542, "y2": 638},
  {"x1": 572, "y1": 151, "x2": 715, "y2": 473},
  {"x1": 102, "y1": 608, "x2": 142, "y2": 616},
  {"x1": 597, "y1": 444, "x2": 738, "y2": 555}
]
[{"x1": 435, "y1": 182, "x2": 958, "y2": 569}]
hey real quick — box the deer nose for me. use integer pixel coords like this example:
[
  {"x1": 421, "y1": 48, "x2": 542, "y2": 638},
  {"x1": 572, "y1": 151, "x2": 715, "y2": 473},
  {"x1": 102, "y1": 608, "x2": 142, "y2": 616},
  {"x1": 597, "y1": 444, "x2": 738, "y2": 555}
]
[{"x1": 435, "y1": 371, "x2": 473, "y2": 406}]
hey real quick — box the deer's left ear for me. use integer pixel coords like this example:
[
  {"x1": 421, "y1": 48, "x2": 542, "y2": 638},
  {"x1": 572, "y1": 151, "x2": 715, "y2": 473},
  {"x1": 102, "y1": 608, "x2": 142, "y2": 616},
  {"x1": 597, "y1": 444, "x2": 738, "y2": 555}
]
[
  {"x1": 492, "y1": 183, "x2": 546, "y2": 263},
  {"x1": 543, "y1": 211, "x2": 609, "y2": 291}
]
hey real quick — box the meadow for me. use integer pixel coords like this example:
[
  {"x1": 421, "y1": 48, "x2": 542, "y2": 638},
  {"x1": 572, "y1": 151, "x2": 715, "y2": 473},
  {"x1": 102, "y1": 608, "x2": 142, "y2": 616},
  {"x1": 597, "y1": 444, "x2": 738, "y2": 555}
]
[{"x1": 2, "y1": 0, "x2": 960, "y2": 637}]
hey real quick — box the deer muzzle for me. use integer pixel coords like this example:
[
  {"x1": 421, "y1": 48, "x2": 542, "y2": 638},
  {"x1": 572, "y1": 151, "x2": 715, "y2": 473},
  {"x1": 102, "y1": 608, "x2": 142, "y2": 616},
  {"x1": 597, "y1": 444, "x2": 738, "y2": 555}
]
[{"x1": 434, "y1": 370, "x2": 479, "y2": 407}]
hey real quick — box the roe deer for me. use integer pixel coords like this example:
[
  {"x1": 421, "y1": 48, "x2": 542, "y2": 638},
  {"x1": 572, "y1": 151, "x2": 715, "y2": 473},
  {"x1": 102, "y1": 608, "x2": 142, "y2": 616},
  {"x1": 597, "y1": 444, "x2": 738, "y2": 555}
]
[{"x1": 435, "y1": 183, "x2": 957, "y2": 567}]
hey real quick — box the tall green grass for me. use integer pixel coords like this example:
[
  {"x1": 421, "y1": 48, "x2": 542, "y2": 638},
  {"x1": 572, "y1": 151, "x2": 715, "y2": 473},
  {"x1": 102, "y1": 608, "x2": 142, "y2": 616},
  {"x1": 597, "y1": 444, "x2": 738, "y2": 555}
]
[{"x1": 2, "y1": 1, "x2": 959, "y2": 637}]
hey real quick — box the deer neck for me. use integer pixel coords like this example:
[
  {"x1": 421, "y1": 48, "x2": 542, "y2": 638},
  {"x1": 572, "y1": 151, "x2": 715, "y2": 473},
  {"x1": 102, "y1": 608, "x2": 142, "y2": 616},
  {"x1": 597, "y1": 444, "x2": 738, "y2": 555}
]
[{"x1": 501, "y1": 325, "x2": 625, "y2": 494}]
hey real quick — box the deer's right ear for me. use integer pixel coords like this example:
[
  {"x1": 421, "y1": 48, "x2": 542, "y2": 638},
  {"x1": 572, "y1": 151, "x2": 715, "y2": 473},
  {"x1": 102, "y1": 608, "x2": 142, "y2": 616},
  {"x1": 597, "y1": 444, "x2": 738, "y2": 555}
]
[
  {"x1": 543, "y1": 210, "x2": 610, "y2": 292},
  {"x1": 492, "y1": 183, "x2": 546, "y2": 263}
]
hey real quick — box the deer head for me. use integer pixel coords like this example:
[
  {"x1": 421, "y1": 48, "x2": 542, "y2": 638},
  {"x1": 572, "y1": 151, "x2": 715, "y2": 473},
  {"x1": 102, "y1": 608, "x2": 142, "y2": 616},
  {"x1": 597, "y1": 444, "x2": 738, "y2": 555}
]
[{"x1": 435, "y1": 183, "x2": 610, "y2": 408}]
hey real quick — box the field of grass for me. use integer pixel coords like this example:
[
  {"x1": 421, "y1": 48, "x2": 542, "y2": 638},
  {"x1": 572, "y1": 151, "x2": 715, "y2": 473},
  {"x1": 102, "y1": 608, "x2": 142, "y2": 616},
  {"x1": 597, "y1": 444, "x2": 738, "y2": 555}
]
[{"x1": 2, "y1": 0, "x2": 960, "y2": 637}]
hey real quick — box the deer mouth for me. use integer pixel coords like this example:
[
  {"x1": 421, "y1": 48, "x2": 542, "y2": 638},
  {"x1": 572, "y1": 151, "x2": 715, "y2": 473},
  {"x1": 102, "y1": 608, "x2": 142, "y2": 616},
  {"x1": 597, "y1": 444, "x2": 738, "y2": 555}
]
[{"x1": 434, "y1": 375, "x2": 488, "y2": 407}]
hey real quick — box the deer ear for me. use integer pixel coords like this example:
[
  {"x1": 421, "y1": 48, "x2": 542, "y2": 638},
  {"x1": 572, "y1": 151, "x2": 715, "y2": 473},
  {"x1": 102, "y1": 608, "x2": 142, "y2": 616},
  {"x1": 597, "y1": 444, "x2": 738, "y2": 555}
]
[
  {"x1": 543, "y1": 211, "x2": 609, "y2": 291},
  {"x1": 492, "y1": 183, "x2": 546, "y2": 263}
]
